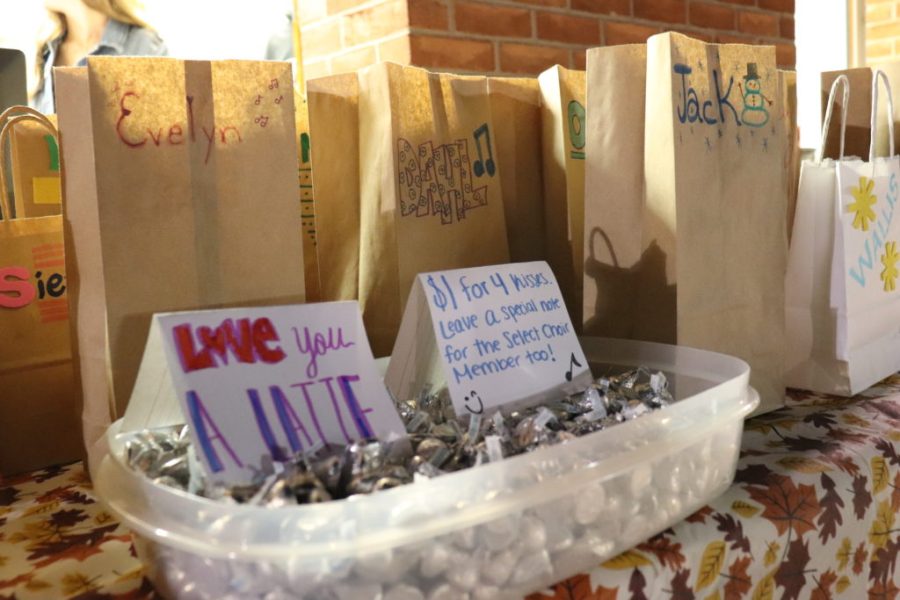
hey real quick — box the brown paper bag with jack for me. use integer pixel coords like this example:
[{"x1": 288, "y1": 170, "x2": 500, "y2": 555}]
[{"x1": 644, "y1": 33, "x2": 788, "y2": 414}]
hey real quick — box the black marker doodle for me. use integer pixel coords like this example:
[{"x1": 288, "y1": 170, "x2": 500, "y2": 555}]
[
  {"x1": 565, "y1": 353, "x2": 582, "y2": 382},
  {"x1": 464, "y1": 390, "x2": 484, "y2": 415}
]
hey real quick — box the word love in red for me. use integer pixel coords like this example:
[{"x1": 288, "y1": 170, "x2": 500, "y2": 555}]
[{"x1": 173, "y1": 317, "x2": 286, "y2": 373}]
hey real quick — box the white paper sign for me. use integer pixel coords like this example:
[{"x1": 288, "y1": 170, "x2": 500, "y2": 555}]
[
  {"x1": 386, "y1": 262, "x2": 592, "y2": 416},
  {"x1": 126, "y1": 302, "x2": 405, "y2": 485}
]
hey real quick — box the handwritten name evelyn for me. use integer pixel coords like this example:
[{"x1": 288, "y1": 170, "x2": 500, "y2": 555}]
[
  {"x1": 115, "y1": 92, "x2": 242, "y2": 163},
  {"x1": 171, "y1": 317, "x2": 368, "y2": 474}
]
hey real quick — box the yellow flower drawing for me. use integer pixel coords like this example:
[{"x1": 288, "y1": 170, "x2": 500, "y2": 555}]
[
  {"x1": 882, "y1": 241, "x2": 899, "y2": 292},
  {"x1": 848, "y1": 176, "x2": 878, "y2": 231}
]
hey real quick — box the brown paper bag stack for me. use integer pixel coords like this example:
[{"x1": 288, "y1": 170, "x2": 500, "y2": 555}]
[
  {"x1": 539, "y1": 66, "x2": 586, "y2": 329},
  {"x1": 0, "y1": 107, "x2": 81, "y2": 475},
  {"x1": 583, "y1": 34, "x2": 788, "y2": 414},
  {"x1": 357, "y1": 63, "x2": 510, "y2": 356},
  {"x1": 54, "y1": 58, "x2": 306, "y2": 474},
  {"x1": 643, "y1": 33, "x2": 788, "y2": 412},
  {"x1": 297, "y1": 97, "x2": 320, "y2": 302},
  {"x1": 582, "y1": 45, "x2": 649, "y2": 339},
  {"x1": 821, "y1": 66, "x2": 900, "y2": 161},
  {"x1": 308, "y1": 73, "x2": 360, "y2": 302},
  {"x1": 487, "y1": 77, "x2": 545, "y2": 263}
]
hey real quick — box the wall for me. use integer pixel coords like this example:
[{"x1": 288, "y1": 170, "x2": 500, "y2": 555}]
[
  {"x1": 299, "y1": 0, "x2": 796, "y2": 79},
  {"x1": 866, "y1": 0, "x2": 900, "y2": 65}
]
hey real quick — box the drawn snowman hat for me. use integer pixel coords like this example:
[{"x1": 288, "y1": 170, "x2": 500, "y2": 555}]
[{"x1": 744, "y1": 63, "x2": 760, "y2": 81}]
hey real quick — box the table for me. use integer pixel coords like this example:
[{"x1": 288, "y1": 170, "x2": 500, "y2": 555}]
[{"x1": 3, "y1": 376, "x2": 900, "y2": 599}]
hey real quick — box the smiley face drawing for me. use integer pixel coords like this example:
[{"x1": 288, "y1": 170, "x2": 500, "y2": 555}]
[{"x1": 464, "y1": 390, "x2": 484, "y2": 415}]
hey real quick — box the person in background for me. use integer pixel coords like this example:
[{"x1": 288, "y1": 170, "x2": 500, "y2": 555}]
[{"x1": 31, "y1": 0, "x2": 167, "y2": 113}]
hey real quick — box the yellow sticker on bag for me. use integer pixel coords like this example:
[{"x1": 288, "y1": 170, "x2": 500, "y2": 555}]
[{"x1": 32, "y1": 176, "x2": 61, "y2": 205}]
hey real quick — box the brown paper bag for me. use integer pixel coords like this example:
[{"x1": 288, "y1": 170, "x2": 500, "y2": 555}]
[
  {"x1": 358, "y1": 63, "x2": 510, "y2": 356},
  {"x1": 582, "y1": 45, "x2": 648, "y2": 338},
  {"x1": 487, "y1": 77, "x2": 545, "y2": 263},
  {"x1": 539, "y1": 66, "x2": 586, "y2": 329},
  {"x1": 645, "y1": 33, "x2": 787, "y2": 413},
  {"x1": 297, "y1": 97, "x2": 320, "y2": 302},
  {"x1": 9, "y1": 115, "x2": 62, "y2": 218},
  {"x1": 821, "y1": 68, "x2": 871, "y2": 161},
  {"x1": 0, "y1": 109, "x2": 81, "y2": 475},
  {"x1": 779, "y1": 70, "x2": 800, "y2": 241},
  {"x1": 308, "y1": 73, "x2": 360, "y2": 302},
  {"x1": 822, "y1": 65, "x2": 900, "y2": 163},
  {"x1": 54, "y1": 58, "x2": 305, "y2": 473}
]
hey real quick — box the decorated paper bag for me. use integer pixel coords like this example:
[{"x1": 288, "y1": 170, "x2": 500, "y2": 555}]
[
  {"x1": 357, "y1": 63, "x2": 510, "y2": 356},
  {"x1": 644, "y1": 33, "x2": 788, "y2": 413},
  {"x1": 784, "y1": 75, "x2": 898, "y2": 396},
  {"x1": 308, "y1": 72, "x2": 360, "y2": 302},
  {"x1": 8, "y1": 114, "x2": 62, "y2": 218},
  {"x1": 0, "y1": 109, "x2": 81, "y2": 475},
  {"x1": 829, "y1": 71, "x2": 900, "y2": 391},
  {"x1": 487, "y1": 77, "x2": 545, "y2": 263},
  {"x1": 582, "y1": 44, "x2": 648, "y2": 338},
  {"x1": 54, "y1": 58, "x2": 305, "y2": 474},
  {"x1": 539, "y1": 66, "x2": 586, "y2": 329}
]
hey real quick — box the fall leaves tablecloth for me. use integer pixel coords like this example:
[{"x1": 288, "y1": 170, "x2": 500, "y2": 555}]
[
  {"x1": 3, "y1": 376, "x2": 900, "y2": 600},
  {"x1": 530, "y1": 374, "x2": 900, "y2": 600}
]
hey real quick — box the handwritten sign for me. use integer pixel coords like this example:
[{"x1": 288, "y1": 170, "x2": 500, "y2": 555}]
[
  {"x1": 386, "y1": 262, "x2": 592, "y2": 416},
  {"x1": 126, "y1": 302, "x2": 404, "y2": 485}
]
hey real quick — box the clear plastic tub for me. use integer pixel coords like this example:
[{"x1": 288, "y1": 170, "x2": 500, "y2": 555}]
[{"x1": 95, "y1": 338, "x2": 758, "y2": 600}]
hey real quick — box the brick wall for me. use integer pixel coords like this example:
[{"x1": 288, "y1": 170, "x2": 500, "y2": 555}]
[
  {"x1": 866, "y1": 0, "x2": 900, "y2": 65},
  {"x1": 299, "y1": 0, "x2": 795, "y2": 79}
]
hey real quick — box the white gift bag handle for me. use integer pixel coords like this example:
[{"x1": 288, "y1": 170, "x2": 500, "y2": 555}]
[
  {"x1": 869, "y1": 69, "x2": 896, "y2": 163},
  {"x1": 815, "y1": 75, "x2": 850, "y2": 163}
]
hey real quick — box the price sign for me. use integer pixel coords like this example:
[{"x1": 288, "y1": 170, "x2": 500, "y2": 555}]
[{"x1": 386, "y1": 261, "x2": 592, "y2": 416}]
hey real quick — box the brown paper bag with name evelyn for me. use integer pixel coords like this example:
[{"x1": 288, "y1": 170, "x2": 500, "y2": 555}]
[
  {"x1": 308, "y1": 72, "x2": 360, "y2": 302},
  {"x1": 487, "y1": 77, "x2": 545, "y2": 263},
  {"x1": 582, "y1": 45, "x2": 650, "y2": 338},
  {"x1": 358, "y1": 63, "x2": 510, "y2": 356},
  {"x1": 644, "y1": 33, "x2": 787, "y2": 413},
  {"x1": 539, "y1": 66, "x2": 586, "y2": 330},
  {"x1": 55, "y1": 58, "x2": 305, "y2": 474}
]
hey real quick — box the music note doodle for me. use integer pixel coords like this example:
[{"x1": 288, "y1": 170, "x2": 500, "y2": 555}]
[
  {"x1": 471, "y1": 123, "x2": 496, "y2": 178},
  {"x1": 269, "y1": 78, "x2": 279, "y2": 90},
  {"x1": 564, "y1": 352, "x2": 582, "y2": 382}
]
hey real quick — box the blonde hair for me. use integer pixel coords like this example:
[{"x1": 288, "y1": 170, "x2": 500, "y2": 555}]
[{"x1": 34, "y1": 0, "x2": 150, "y2": 96}]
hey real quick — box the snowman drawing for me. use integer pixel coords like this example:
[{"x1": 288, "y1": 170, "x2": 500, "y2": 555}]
[{"x1": 739, "y1": 63, "x2": 772, "y2": 127}]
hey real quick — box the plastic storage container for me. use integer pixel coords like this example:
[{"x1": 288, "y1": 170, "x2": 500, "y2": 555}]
[{"x1": 95, "y1": 338, "x2": 759, "y2": 600}]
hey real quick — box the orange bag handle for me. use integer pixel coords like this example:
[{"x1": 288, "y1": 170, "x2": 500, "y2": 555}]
[{"x1": 0, "y1": 106, "x2": 59, "y2": 221}]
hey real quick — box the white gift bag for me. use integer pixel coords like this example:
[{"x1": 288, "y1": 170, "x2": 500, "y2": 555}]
[
  {"x1": 786, "y1": 72, "x2": 900, "y2": 395},
  {"x1": 833, "y1": 71, "x2": 900, "y2": 375}
]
